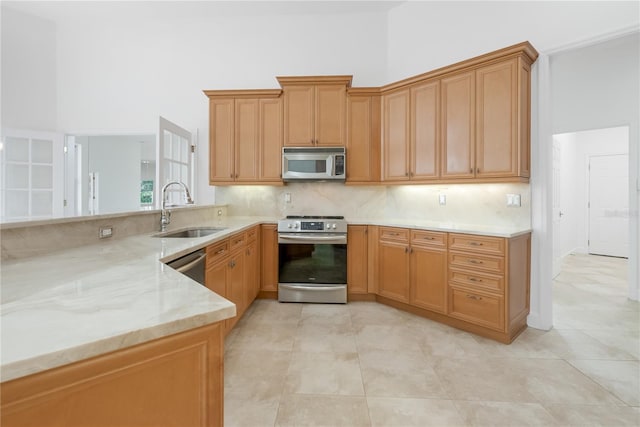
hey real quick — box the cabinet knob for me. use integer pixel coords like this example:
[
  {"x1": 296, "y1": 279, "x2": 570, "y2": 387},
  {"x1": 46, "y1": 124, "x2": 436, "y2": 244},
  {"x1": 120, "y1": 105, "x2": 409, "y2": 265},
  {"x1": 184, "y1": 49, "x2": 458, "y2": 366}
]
[
  {"x1": 476, "y1": 168, "x2": 480, "y2": 174},
  {"x1": 405, "y1": 172, "x2": 409, "y2": 177},
  {"x1": 469, "y1": 168, "x2": 473, "y2": 173},
  {"x1": 230, "y1": 174, "x2": 233, "y2": 178}
]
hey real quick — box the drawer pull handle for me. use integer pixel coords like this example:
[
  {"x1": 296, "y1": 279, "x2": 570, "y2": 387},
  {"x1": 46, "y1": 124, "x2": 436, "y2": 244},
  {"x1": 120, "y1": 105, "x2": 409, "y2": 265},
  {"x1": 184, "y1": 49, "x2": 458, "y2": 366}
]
[
  {"x1": 423, "y1": 236, "x2": 435, "y2": 240},
  {"x1": 468, "y1": 259, "x2": 483, "y2": 264},
  {"x1": 466, "y1": 294, "x2": 483, "y2": 301},
  {"x1": 468, "y1": 277, "x2": 483, "y2": 283},
  {"x1": 469, "y1": 242, "x2": 483, "y2": 246},
  {"x1": 215, "y1": 249, "x2": 226, "y2": 255}
]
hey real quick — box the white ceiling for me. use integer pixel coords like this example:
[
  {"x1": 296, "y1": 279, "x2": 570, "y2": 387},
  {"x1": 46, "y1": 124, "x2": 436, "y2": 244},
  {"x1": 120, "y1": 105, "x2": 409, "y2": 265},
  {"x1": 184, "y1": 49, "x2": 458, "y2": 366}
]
[{"x1": 3, "y1": 1, "x2": 405, "y2": 24}]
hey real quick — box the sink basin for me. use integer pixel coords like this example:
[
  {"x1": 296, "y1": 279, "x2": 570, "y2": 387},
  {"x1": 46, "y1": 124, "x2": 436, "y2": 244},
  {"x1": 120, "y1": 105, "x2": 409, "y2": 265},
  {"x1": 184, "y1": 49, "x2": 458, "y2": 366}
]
[{"x1": 154, "y1": 227, "x2": 227, "y2": 238}]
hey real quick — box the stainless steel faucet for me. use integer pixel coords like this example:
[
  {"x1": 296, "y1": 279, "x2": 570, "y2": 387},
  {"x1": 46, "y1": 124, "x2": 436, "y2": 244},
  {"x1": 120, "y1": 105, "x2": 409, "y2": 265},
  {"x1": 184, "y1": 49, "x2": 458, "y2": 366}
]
[{"x1": 160, "y1": 181, "x2": 194, "y2": 231}]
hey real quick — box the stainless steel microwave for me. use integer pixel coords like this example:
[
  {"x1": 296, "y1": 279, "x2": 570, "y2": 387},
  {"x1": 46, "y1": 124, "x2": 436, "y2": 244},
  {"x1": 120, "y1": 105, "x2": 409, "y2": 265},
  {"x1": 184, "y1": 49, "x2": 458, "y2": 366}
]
[{"x1": 282, "y1": 147, "x2": 346, "y2": 182}]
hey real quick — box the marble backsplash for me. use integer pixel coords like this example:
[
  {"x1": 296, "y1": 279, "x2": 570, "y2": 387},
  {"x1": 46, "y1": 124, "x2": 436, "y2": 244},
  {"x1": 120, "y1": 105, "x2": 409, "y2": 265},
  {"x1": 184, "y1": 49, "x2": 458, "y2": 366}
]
[{"x1": 215, "y1": 182, "x2": 531, "y2": 229}]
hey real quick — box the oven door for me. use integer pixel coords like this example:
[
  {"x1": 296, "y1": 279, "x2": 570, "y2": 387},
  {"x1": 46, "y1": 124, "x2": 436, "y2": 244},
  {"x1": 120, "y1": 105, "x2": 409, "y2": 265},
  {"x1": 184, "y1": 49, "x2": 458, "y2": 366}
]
[{"x1": 278, "y1": 233, "x2": 347, "y2": 303}]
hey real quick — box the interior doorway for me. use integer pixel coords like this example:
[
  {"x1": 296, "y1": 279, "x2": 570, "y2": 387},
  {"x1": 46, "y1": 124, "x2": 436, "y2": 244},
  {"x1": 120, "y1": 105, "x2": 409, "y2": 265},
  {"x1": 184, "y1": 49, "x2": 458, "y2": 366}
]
[{"x1": 552, "y1": 126, "x2": 630, "y2": 274}]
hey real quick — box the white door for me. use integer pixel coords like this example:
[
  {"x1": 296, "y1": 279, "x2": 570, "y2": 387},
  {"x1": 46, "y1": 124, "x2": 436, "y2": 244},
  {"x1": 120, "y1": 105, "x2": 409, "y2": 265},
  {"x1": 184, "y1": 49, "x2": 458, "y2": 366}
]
[
  {"x1": 588, "y1": 154, "x2": 629, "y2": 258},
  {"x1": 552, "y1": 139, "x2": 564, "y2": 277},
  {"x1": 158, "y1": 117, "x2": 194, "y2": 207}
]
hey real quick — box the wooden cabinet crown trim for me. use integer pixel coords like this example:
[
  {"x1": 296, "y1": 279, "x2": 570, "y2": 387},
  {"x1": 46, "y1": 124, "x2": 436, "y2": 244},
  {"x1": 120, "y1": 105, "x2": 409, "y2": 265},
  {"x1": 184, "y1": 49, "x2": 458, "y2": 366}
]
[
  {"x1": 347, "y1": 87, "x2": 382, "y2": 95},
  {"x1": 277, "y1": 75, "x2": 353, "y2": 87},
  {"x1": 380, "y1": 41, "x2": 538, "y2": 93},
  {"x1": 203, "y1": 89, "x2": 282, "y2": 98}
]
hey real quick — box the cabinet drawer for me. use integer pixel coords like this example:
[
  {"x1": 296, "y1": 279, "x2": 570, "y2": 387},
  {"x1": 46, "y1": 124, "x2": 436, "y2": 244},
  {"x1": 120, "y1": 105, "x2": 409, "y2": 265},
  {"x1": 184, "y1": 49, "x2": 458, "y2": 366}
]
[
  {"x1": 229, "y1": 232, "x2": 246, "y2": 252},
  {"x1": 379, "y1": 227, "x2": 409, "y2": 243},
  {"x1": 449, "y1": 268, "x2": 504, "y2": 294},
  {"x1": 449, "y1": 252, "x2": 504, "y2": 275},
  {"x1": 448, "y1": 286, "x2": 505, "y2": 331},
  {"x1": 411, "y1": 230, "x2": 446, "y2": 248},
  {"x1": 206, "y1": 240, "x2": 230, "y2": 266},
  {"x1": 448, "y1": 233, "x2": 505, "y2": 256},
  {"x1": 245, "y1": 227, "x2": 258, "y2": 243}
]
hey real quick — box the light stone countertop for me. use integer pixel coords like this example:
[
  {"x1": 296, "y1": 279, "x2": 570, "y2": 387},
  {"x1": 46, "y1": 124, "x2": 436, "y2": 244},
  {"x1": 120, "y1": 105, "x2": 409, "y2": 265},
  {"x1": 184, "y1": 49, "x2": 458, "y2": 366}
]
[
  {"x1": 0, "y1": 215, "x2": 529, "y2": 382},
  {"x1": 348, "y1": 218, "x2": 531, "y2": 238},
  {"x1": 0, "y1": 216, "x2": 273, "y2": 382}
]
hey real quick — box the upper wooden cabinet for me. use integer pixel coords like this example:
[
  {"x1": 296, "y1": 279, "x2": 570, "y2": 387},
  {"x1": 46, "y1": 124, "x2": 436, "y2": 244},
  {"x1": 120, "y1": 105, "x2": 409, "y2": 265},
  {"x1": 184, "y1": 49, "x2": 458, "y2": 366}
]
[
  {"x1": 382, "y1": 80, "x2": 440, "y2": 182},
  {"x1": 204, "y1": 90, "x2": 283, "y2": 185},
  {"x1": 277, "y1": 76, "x2": 352, "y2": 147},
  {"x1": 347, "y1": 88, "x2": 381, "y2": 183},
  {"x1": 441, "y1": 71, "x2": 475, "y2": 179}
]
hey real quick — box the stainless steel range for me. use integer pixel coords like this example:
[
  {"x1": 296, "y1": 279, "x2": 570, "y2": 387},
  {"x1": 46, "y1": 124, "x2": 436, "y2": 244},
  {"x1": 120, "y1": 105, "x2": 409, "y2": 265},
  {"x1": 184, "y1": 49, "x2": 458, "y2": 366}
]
[{"x1": 277, "y1": 215, "x2": 347, "y2": 303}]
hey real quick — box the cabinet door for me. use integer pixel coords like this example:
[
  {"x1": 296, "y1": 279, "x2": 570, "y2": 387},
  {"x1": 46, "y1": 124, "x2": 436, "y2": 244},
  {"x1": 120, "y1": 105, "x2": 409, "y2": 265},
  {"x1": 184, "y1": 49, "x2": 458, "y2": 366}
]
[
  {"x1": 378, "y1": 239, "x2": 410, "y2": 303},
  {"x1": 260, "y1": 224, "x2": 278, "y2": 292},
  {"x1": 411, "y1": 80, "x2": 440, "y2": 180},
  {"x1": 347, "y1": 95, "x2": 381, "y2": 183},
  {"x1": 235, "y1": 99, "x2": 259, "y2": 181},
  {"x1": 476, "y1": 60, "x2": 518, "y2": 177},
  {"x1": 441, "y1": 71, "x2": 475, "y2": 179},
  {"x1": 226, "y1": 250, "x2": 246, "y2": 332},
  {"x1": 382, "y1": 89, "x2": 410, "y2": 181},
  {"x1": 315, "y1": 85, "x2": 346, "y2": 146},
  {"x1": 347, "y1": 225, "x2": 368, "y2": 294},
  {"x1": 244, "y1": 239, "x2": 259, "y2": 305},
  {"x1": 411, "y1": 246, "x2": 447, "y2": 313},
  {"x1": 205, "y1": 260, "x2": 227, "y2": 297},
  {"x1": 259, "y1": 98, "x2": 283, "y2": 181},
  {"x1": 209, "y1": 98, "x2": 235, "y2": 183},
  {"x1": 283, "y1": 85, "x2": 314, "y2": 146}
]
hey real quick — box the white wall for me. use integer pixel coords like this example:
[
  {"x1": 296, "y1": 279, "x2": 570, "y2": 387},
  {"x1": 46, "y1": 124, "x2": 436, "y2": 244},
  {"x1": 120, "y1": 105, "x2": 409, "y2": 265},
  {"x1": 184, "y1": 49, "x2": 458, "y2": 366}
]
[
  {"x1": 555, "y1": 127, "x2": 630, "y2": 256},
  {"x1": 386, "y1": 1, "x2": 639, "y2": 82},
  {"x1": 1, "y1": 7, "x2": 57, "y2": 130}
]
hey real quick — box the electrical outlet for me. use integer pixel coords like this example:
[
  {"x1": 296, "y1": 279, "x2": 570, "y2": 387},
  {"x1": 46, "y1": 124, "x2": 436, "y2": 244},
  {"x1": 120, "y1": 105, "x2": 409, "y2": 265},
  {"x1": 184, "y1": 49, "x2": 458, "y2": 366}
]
[
  {"x1": 506, "y1": 194, "x2": 521, "y2": 207},
  {"x1": 285, "y1": 193, "x2": 292, "y2": 203},
  {"x1": 439, "y1": 194, "x2": 446, "y2": 205},
  {"x1": 99, "y1": 226, "x2": 113, "y2": 239}
]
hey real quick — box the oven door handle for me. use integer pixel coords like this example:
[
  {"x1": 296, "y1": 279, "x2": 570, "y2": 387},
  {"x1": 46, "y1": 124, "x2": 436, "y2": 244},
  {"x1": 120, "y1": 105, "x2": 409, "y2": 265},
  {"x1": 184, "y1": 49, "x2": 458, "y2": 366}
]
[
  {"x1": 278, "y1": 235, "x2": 347, "y2": 244},
  {"x1": 279, "y1": 284, "x2": 344, "y2": 292}
]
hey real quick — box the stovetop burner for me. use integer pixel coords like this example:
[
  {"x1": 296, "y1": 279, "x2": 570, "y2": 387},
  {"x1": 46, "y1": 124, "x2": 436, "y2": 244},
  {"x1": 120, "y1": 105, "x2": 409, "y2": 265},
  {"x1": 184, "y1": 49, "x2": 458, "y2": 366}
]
[{"x1": 285, "y1": 215, "x2": 345, "y2": 220}]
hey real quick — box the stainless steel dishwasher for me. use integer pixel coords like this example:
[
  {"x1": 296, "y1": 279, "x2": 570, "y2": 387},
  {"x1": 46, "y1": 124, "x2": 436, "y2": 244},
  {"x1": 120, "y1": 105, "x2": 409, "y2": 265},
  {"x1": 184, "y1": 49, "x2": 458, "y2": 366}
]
[{"x1": 166, "y1": 249, "x2": 206, "y2": 285}]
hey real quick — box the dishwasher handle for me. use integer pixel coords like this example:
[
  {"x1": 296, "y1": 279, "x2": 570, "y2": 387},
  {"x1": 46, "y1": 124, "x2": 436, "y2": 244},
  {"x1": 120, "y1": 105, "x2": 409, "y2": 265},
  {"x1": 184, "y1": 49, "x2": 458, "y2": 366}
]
[{"x1": 173, "y1": 252, "x2": 206, "y2": 274}]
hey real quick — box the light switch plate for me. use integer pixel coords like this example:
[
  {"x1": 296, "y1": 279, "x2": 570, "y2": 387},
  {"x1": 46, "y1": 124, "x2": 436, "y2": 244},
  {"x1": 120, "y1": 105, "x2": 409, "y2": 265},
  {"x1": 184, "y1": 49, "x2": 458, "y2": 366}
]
[
  {"x1": 439, "y1": 194, "x2": 446, "y2": 205},
  {"x1": 99, "y1": 226, "x2": 113, "y2": 239},
  {"x1": 506, "y1": 194, "x2": 521, "y2": 207}
]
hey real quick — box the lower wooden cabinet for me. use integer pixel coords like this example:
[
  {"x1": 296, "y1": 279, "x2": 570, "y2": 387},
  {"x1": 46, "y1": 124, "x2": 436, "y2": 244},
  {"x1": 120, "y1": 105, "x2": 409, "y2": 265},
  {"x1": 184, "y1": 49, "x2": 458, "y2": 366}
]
[
  {"x1": 260, "y1": 224, "x2": 279, "y2": 294},
  {"x1": 369, "y1": 225, "x2": 530, "y2": 344},
  {"x1": 1, "y1": 322, "x2": 224, "y2": 427},
  {"x1": 205, "y1": 226, "x2": 261, "y2": 335},
  {"x1": 410, "y1": 230, "x2": 447, "y2": 314},
  {"x1": 347, "y1": 225, "x2": 368, "y2": 295}
]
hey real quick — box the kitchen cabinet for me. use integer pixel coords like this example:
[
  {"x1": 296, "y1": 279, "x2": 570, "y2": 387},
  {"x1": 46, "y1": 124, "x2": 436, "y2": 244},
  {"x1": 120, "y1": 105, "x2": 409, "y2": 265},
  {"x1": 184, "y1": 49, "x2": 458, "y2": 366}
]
[
  {"x1": 377, "y1": 227, "x2": 411, "y2": 303},
  {"x1": 347, "y1": 225, "x2": 368, "y2": 295},
  {"x1": 382, "y1": 89, "x2": 410, "y2": 181},
  {"x1": 374, "y1": 226, "x2": 531, "y2": 343},
  {"x1": 441, "y1": 57, "x2": 531, "y2": 180},
  {"x1": 244, "y1": 226, "x2": 260, "y2": 304},
  {"x1": 377, "y1": 227, "x2": 447, "y2": 311},
  {"x1": 205, "y1": 232, "x2": 250, "y2": 334},
  {"x1": 382, "y1": 79, "x2": 440, "y2": 182},
  {"x1": 441, "y1": 70, "x2": 475, "y2": 179},
  {"x1": 204, "y1": 90, "x2": 283, "y2": 184},
  {"x1": 1, "y1": 322, "x2": 223, "y2": 427},
  {"x1": 260, "y1": 224, "x2": 279, "y2": 295},
  {"x1": 410, "y1": 230, "x2": 447, "y2": 314},
  {"x1": 346, "y1": 89, "x2": 381, "y2": 183},
  {"x1": 447, "y1": 232, "x2": 530, "y2": 341},
  {"x1": 277, "y1": 76, "x2": 352, "y2": 147}
]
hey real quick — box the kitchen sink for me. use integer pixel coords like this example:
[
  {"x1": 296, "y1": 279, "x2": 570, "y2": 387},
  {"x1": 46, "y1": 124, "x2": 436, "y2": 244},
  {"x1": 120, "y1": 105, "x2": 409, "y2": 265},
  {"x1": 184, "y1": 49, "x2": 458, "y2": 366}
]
[{"x1": 153, "y1": 227, "x2": 227, "y2": 238}]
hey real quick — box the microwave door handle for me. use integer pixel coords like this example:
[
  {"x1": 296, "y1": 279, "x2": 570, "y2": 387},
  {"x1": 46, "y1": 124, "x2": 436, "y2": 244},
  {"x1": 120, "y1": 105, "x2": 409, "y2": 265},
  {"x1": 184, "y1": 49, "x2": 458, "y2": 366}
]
[{"x1": 328, "y1": 155, "x2": 334, "y2": 176}]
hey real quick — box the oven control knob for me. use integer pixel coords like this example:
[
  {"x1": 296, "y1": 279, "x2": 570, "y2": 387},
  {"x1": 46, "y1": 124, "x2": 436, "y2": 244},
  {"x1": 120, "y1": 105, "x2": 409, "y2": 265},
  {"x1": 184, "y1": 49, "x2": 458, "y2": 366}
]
[
  {"x1": 287, "y1": 223, "x2": 292, "y2": 229},
  {"x1": 293, "y1": 223, "x2": 299, "y2": 229},
  {"x1": 326, "y1": 224, "x2": 331, "y2": 229},
  {"x1": 332, "y1": 224, "x2": 337, "y2": 229}
]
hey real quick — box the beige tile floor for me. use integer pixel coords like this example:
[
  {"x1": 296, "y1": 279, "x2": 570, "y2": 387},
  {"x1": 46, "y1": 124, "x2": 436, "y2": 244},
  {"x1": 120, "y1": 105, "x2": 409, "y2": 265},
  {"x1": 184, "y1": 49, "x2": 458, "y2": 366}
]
[{"x1": 224, "y1": 253, "x2": 640, "y2": 426}]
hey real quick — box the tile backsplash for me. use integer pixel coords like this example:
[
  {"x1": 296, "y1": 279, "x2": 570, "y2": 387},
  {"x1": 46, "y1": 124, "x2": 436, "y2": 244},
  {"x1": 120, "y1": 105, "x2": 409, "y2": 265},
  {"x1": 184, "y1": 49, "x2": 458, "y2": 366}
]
[{"x1": 215, "y1": 182, "x2": 531, "y2": 229}]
